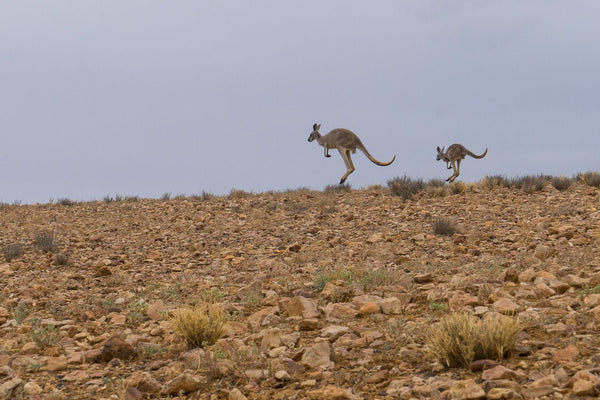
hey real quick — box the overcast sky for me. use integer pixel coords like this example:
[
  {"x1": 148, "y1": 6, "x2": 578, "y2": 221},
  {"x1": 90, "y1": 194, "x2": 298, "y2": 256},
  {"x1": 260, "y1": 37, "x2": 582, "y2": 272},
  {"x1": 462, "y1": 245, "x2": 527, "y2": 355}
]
[{"x1": 1, "y1": 1, "x2": 599, "y2": 204}]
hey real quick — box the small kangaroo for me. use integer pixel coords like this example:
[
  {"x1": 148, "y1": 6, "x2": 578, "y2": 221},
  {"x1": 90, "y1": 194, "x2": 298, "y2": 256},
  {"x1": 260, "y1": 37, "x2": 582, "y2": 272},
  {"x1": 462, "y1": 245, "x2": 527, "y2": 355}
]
[
  {"x1": 436, "y1": 143, "x2": 488, "y2": 183},
  {"x1": 308, "y1": 123, "x2": 396, "y2": 184}
]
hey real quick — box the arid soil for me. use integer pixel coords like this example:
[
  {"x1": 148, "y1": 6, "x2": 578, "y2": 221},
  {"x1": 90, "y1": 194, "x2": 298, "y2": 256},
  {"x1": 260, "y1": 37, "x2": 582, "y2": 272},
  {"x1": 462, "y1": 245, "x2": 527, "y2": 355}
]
[{"x1": 1, "y1": 182, "x2": 599, "y2": 399}]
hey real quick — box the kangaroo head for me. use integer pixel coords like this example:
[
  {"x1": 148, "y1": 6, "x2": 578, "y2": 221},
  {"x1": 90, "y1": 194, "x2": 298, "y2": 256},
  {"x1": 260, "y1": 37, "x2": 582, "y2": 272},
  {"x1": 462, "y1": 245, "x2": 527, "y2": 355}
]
[
  {"x1": 436, "y1": 146, "x2": 446, "y2": 161},
  {"x1": 308, "y1": 123, "x2": 322, "y2": 142}
]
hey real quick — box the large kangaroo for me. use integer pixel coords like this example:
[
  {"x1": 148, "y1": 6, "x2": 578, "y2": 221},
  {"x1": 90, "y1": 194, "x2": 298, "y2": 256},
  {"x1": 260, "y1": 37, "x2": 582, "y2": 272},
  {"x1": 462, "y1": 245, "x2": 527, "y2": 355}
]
[
  {"x1": 308, "y1": 123, "x2": 396, "y2": 184},
  {"x1": 436, "y1": 143, "x2": 488, "y2": 183}
]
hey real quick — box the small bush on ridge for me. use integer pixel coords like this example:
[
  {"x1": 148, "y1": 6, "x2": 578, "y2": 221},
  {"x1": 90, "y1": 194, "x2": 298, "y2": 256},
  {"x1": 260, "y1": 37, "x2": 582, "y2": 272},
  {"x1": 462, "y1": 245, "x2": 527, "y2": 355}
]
[
  {"x1": 324, "y1": 183, "x2": 352, "y2": 193},
  {"x1": 578, "y1": 171, "x2": 600, "y2": 187},
  {"x1": 552, "y1": 176, "x2": 573, "y2": 191},
  {"x1": 388, "y1": 175, "x2": 425, "y2": 199},
  {"x1": 509, "y1": 175, "x2": 550, "y2": 193}
]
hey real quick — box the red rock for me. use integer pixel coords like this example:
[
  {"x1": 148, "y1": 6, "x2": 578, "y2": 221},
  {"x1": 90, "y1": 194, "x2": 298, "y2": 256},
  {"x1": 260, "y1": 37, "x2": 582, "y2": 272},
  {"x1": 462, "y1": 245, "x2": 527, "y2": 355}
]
[
  {"x1": 98, "y1": 336, "x2": 136, "y2": 362},
  {"x1": 358, "y1": 302, "x2": 380, "y2": 315},
  {"x1": 553, "y1": 344, "x2": 579, "y2": 364}
]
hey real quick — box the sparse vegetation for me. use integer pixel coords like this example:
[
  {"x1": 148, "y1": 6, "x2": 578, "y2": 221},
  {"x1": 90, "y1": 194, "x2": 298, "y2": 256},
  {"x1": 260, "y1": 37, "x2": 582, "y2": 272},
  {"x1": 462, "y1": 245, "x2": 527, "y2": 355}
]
[
  {"x1": 427, "y1": 312, "x2": 520, "y2": 368},
  {"x1": 481, "y1": 175, "x2": 509, "y2": 189},
  {"x1": 579, "y1": 171, "x2": 600, "y2": 187},
  {"x1": 0, "y1": 175, "x2": 597, "y2": 397},
  {"x1": 552, "y1": 176, "x2": 573, "y2": 191},
  {"x1": 34, "y1": 231, "x2": 57, "y2": 253},
  {"x1": 388, "y1": 175, "x2": 425, "y2": 199},
  {"x1": 429, "y1": 301, "x2": 448, "y2": 312},
  {"x1": 449, "y1": 181, "x2": 467, "y2": 194},
  {"x1": 29, "y1": 318, "x2": 59, "y2": 349},
  {"x1": 229, "y1": 188, "x2": 252, "y2": 198},
  {"x1": 170, "y1": 304, "x2": 227, "y2": 348},
  {"x1": 198, "y1": 287, "x2": 227, "y2": 304},
  {"x1": 3, "y1": 242, "x2": 24, "y2": 261},
  {"x1": 313, "y1": 266, "x2": 358, "y2": 293},
  {"x1": 54, "y1": 253, "x2": 70, "y2": 266},
  {"x1": 324, "y1": 183, "x2": 352, "y2": 193},
  {"x1": 432, "y1": 217, "x2": 457, "y2": 236},
  {"x1": 56, "y1": 198, "x2": 77, "y2": 206},
  {"x1": 13, "y1": 301, "x2": 31, "y2": 324},
  {"x1": 509, "y1": 174, "x2": 549, "y2": 193},
  {"x1": 192, "y1": 191, "x2": 214, "y2": 201}
]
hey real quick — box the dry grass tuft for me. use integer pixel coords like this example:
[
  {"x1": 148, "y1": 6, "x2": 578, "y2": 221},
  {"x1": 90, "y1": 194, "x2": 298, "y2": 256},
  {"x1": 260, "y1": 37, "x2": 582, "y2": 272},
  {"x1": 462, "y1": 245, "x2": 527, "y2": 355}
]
[
  {"x1": 171, "y1": 304, "x2": 227, "y2": 349},
  {"x1": 427, "y1": 312, "x2": 520, "y2": 368}
]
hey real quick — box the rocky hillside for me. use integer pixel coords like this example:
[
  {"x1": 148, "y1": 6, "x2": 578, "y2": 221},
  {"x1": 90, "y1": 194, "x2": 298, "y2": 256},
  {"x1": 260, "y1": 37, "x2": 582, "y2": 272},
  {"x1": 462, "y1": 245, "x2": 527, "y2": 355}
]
[{"x1": 1, "y1": 181, "x2": 599, "y2": 399}]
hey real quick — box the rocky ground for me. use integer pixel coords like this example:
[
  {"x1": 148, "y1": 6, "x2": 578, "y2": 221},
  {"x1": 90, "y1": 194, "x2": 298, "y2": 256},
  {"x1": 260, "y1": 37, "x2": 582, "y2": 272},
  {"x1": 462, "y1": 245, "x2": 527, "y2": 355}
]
[{"x1": 0, "y1": 181, "x2": 599, "y2": 399}]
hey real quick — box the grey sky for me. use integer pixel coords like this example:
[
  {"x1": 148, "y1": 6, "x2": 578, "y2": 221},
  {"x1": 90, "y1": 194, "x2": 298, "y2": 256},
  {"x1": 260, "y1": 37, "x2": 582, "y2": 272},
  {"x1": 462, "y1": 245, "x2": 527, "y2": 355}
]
[{"x1": 2, "y1": 1, "x2": 599, "y2": 204}]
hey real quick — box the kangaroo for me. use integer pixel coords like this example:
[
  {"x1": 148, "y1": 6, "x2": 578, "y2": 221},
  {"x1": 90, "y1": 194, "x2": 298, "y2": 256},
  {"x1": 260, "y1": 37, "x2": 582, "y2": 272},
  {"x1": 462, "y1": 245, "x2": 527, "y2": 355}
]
[
  {"x1": 436, "y1": 143, "x2": 488, "y2": 183},
  {"x1": 308, "y1": 123, "x2": 396, "y2": 184}
]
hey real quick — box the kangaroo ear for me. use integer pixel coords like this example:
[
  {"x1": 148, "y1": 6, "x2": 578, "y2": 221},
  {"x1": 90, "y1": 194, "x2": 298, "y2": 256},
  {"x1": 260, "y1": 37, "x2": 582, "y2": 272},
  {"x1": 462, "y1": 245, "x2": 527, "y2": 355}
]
[
  {"x1": 313, "y1": 123, "x2": 318, "y2": 131},
  {"x1": 316, "y1": 124, "x2": 321, "y2": 130},
  {"x1": 437, "y1": 146, "x2": 441, "y2": 152}
]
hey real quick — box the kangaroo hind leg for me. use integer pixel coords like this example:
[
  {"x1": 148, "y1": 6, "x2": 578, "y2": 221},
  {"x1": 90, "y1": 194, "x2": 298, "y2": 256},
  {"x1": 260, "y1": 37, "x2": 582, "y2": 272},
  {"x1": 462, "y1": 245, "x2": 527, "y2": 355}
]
[
  {"x1": 447, "y1": 160, "x2": 460, "y2": 182},
  {"x1": 339, "y1": 148, "x2": 355, "y2": 184}
]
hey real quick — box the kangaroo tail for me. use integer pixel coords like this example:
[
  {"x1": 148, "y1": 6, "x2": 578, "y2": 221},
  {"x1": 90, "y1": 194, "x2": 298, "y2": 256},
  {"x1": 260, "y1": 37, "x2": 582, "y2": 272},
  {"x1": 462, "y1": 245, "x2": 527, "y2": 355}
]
[
  {"x1": 467, "y1": 148, "x2": 488, "y2": 159},
  {"x1": 359, "y1": 145, "x2": 396, "y2": 166}
]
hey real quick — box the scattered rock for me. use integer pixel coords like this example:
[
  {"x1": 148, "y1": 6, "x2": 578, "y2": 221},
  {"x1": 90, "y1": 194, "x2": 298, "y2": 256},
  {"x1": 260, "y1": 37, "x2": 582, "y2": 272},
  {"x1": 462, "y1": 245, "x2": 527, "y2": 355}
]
[
  {"x1": 124, "y1": 371, "x2": 162, "y2": 394},
  {"x1": 162, "y1": 373, "x2": 200, "y2": 395},
  {"x1": 308, "y1": 385, "x2": 361, "y2": 399},
  {"x1": 98, "y1": 336, "x2": 136, "y2": 361},
  {"x1": 301, "y1": 340, "x2": 334, "y2": 370},
  {"x1": 229, "y1": 388, "x2": 248, "y2": 400}
]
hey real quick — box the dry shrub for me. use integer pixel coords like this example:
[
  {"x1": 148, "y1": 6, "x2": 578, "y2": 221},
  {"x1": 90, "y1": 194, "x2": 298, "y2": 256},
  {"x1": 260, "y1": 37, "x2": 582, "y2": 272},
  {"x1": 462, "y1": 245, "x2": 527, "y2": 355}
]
[
  {"x1": 480, "y1": 175, "x2": 508, "y2": 189},
  {"x1": 433, "y1": 217, "x2": 457, "y2": 236},
  {"x1": 56, "y1": 198, "x2": 76, "y2": 206},
  {"x1": 427, "y1": 312, "x2": 520, "y2": 368},
  {"x1": 448, "y1": 181, "x2": 467, "y2": 194},
  {"x1": 579, "y1": 171, "x2": 600, "y2": 187},
  {"x1": 34, "y1": 231, "x2": 57, "y2": 253},
  {"x1": 388, "y1": 175, "x2": 424, "y2": 199},
  {"x1": 509, "y1": 175, "x2": 549, "y2": 193},
  {"x1": 3, "y1": 243, "x2": 24, "y2": 261},
  {"x1": 552, "y1": 176, "x2": 572, "y2": 191},
  {"x1": 324, "y1": 183, "x2": 352, "y2": 193},
  {"x1": 171, "y1": 304, "x2": 227, "y2": 348}
]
